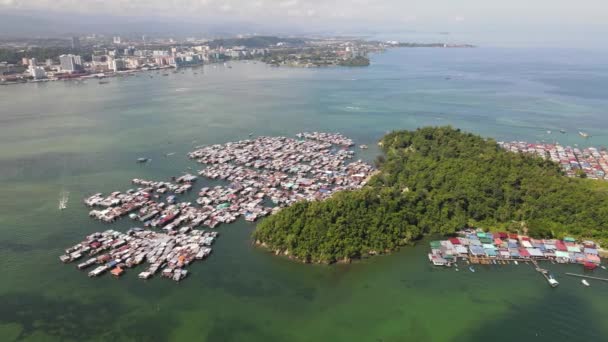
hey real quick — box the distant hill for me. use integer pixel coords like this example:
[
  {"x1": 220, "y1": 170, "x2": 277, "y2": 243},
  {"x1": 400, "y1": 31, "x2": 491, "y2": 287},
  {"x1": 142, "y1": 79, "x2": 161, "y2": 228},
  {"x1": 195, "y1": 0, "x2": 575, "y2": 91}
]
[{"x1": 206, "y1": 36, "x2": 307, "y2": 48}]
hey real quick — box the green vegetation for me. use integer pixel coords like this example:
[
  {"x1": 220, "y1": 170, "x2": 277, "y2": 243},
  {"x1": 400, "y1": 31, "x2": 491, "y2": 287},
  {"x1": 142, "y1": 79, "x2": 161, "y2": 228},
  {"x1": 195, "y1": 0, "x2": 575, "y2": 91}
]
[
  {"x1": 0, "y1": 47, "x2": 93, "y2": 64},
  {"x1": 253, "y1": 127, "x2": 608, "y2": 263},
  {"x1": 338, "y1": 56, "x2": 370, "y2": 67}
]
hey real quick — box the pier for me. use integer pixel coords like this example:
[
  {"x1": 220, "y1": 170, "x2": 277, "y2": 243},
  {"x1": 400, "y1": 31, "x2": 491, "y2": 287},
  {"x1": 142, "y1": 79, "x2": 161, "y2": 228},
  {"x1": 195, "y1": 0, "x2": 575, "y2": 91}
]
[{"x1": 565, "y1": 273, "x2": 608, "y2": 282}]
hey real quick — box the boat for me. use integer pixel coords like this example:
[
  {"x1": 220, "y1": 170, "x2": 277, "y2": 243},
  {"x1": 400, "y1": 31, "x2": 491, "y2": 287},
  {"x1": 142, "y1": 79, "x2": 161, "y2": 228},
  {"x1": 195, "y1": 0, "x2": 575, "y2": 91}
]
[
  {"x1": 99, "y1": 81, "x2": 109, "y2": 84},
  {"x1": 579, "y1": 131, "x2": 590, "y2": 138},
  {"x1": 137, "y1": 157, "x2": 149, "y2": 163},
  {"x1": 582, "y1": 279, "x2": 590, "y2": 287},
  {"x1": 548, "y1": 274, "x2": 559, "y2": 287},
  {"x1": 601, "y1": 266, "x2": 606, "y2": 270},
  {"x1": 546, "y1": 130, "x2": 552, "y2": 134},
  {"x1": 584, "y1": 262, "x2": 598, "y2": 270},
  {"x1": 58, "y1": 191, "x2": 69, "y2": 210},
  {"x1": 469, "y1": 266, "x2": 475, "y2": 273},
  {"x1": 560, "y1": 129, "x2": 566, "y2": 134}
]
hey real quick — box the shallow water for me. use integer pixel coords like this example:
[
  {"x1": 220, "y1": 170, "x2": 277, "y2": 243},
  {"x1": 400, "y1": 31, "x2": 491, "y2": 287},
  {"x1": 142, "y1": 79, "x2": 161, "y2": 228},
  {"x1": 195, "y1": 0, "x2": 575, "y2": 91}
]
[{"x1": 1, "y1": 47, "x2": 608, "y2": 341}]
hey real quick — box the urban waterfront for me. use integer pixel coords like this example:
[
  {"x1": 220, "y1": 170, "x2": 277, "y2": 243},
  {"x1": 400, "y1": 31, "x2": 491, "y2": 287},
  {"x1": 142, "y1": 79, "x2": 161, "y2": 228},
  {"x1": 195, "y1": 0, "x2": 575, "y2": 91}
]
[{"x1": 2, "y1": 47, "x2": 608, "y2": 341}]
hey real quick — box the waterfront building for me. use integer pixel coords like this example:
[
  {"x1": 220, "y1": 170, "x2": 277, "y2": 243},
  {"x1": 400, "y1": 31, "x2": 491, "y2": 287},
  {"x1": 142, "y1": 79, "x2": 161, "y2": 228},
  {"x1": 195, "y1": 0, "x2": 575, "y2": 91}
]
[
  {"x1": 28, "y1": 65, "x2": 47, "y2": 79},
  {"x1": 59, "y1": 54, "x2": 83, "y2": 72},
  {"x1": 109, "y1": 59, "x2": 125, "y2": 72}
]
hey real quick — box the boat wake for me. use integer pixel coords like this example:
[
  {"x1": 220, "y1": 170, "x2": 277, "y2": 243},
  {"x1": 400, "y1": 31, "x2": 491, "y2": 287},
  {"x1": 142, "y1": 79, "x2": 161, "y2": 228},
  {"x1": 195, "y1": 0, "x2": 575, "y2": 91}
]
[{"x1": 59, "y1": 190, "x2": 69, "y2": 210}]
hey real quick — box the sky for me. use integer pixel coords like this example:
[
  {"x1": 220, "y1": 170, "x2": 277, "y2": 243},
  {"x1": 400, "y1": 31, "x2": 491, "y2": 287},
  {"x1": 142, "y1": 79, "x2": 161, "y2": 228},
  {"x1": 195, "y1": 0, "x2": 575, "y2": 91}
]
[{"x1": 1, "y1": 0, "x2": 607, "y2": 46}]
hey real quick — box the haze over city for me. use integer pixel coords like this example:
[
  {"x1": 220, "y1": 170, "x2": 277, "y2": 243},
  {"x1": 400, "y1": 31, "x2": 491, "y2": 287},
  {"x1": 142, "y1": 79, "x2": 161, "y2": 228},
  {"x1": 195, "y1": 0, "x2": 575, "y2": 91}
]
[{"x1": 1, "y1": 0, "x2": 607, "y2": 47}]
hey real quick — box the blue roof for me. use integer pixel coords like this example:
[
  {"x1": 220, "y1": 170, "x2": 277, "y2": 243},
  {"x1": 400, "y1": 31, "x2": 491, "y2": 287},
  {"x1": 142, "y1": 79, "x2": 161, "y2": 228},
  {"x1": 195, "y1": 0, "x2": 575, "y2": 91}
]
[
  {"x1": 469, "y1": 246, "x2": 485, "y2": 255},
  {"x1": 584, "y1": 248, "x2": 599, "y2": 255}
]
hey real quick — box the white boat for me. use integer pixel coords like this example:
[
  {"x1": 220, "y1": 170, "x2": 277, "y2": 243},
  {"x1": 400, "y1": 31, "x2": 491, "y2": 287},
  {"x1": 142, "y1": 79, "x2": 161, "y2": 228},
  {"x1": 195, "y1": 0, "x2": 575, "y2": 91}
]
[
  {"x1": 579, "y1": 131, "x2": 590, "y2": 138},
  {"x1": 469, "y1": 266, "x2": 475, "y2": 273},
  {"x1": 514, "y1": 261, "x2": 518, "y2": 265},
  {"x1": 548, "y1": 275, "x2": 559, "y2": 287},
  {"x1": 582, "y1": 279, "x2": 590, "y2": 287}
]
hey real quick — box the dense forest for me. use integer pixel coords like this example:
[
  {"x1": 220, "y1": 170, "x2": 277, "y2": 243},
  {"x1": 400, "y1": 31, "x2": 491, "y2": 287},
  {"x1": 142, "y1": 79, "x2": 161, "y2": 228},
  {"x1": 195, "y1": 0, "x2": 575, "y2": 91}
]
[{"x1": 253, "y1": 127, "x2": 608, "y2": 264}]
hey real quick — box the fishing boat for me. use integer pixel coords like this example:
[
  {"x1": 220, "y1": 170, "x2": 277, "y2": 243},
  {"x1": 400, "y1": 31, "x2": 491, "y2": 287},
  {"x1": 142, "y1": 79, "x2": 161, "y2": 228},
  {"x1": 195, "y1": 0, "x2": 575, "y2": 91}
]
[
  {"x1": 582, "y1": 279, "x2": 590, "y2": 287},
  {"x1": 469, "y1": 266, "x2": 475, "y2": 273},
  {"x1": 137, "y1": 157, "x2": 149, "y2": 163},
  {"x1": 58, "y1": 191, "x2": 69, "y2": 210},
  {"x1": 579, "y1": 131, "x2": 590, "y2": 138}
]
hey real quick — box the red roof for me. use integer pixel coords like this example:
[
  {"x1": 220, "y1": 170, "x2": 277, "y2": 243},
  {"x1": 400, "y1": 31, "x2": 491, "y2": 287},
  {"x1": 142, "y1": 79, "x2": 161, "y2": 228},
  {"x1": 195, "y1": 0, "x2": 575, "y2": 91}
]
[
  {"x1": 508, "y1": 234, "x2": 518, "y2": 239},
  {"x1": 555, "y1": 241, "x2": 567, "y2": 251},
  {"x1": 497, "y1": 232, "x2": 508, "y2": 239},
  {"x1": 449, "y1": 237, "x2": 461, "y2": 245},
  {"x1": 518, "y1": 248, "x2": 531, "y2": 257}
]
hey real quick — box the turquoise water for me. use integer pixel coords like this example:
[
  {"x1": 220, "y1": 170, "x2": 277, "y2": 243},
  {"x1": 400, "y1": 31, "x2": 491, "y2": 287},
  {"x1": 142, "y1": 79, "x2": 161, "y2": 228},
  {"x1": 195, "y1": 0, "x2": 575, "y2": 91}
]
[{"x1": 1, "y1": 47, "x2": 608, "y2": 341}]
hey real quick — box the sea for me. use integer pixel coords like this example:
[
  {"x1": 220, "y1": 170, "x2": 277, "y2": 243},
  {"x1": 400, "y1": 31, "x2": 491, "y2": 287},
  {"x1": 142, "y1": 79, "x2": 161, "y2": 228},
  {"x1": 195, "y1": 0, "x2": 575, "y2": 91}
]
[{"x1": 1, "y1": 47, "x2": 608, "y2": 341}]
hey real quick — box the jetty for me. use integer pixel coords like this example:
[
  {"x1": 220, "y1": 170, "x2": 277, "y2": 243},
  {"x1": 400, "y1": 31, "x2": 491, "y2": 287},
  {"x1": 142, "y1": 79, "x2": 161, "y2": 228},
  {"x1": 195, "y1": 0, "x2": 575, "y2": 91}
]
[
  {"x1": 565, "y1": 273, "x2": 608, "y2": 282},
  {"x1": 429, "y1": 228, "x2": 602, "y2": 287}
]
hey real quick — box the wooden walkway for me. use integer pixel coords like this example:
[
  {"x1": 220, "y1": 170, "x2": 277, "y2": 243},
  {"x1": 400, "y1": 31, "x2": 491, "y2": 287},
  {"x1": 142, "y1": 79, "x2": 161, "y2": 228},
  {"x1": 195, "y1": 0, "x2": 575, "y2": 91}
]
[{"x1": 565, "y1": 273, "x2": 608, "y2": 282}]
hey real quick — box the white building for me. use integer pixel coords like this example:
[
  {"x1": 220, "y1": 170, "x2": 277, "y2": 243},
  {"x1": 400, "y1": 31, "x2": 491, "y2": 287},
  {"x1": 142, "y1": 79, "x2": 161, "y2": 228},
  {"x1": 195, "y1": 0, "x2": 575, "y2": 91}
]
[
  {"x1": 28, "y1": 66, "x2": 47, "y2": 79},
  {"x1": 113, "y1": 36, "x2": 122, "y2": 44},
  {"x1": 108, "y1": 59, "x2": 125, "y2": 72},
  {"x1": 59, "y1": 54, "x2": 83, "y2": 72}
]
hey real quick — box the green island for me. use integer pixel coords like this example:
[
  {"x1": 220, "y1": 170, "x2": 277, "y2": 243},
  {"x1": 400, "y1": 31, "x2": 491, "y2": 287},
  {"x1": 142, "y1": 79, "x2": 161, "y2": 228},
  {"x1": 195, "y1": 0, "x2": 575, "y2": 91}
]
[{"x1": 253, "y1": 126, "x2": 608, "y2": 264}]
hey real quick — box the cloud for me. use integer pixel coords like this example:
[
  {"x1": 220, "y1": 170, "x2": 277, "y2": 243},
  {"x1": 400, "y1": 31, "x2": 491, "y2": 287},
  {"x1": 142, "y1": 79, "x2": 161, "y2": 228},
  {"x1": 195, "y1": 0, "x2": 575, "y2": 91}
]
[{"x1": 0, "y1": 0, "x2": 606, "y2": 36}]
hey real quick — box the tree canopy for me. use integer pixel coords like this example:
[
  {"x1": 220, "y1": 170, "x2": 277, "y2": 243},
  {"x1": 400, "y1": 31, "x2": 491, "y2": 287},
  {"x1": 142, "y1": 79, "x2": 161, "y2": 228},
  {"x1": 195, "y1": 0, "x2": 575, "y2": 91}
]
[{"x1": 253, "y1": 127, "x2": 608, "y2": 264}]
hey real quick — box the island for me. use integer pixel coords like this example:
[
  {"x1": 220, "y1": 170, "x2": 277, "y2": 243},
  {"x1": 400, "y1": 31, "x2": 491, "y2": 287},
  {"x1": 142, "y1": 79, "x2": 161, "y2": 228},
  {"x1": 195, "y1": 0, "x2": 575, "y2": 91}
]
[{"x1": 253, "y1": 126, "x2": 608, "y2": 264}]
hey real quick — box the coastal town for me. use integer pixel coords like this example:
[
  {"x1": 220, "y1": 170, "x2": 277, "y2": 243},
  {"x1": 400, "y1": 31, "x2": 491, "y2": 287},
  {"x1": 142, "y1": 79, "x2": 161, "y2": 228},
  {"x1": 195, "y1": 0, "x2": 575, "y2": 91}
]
[
  {"x1": 429, "y1": 228, "x2": 605, "y2": 287},
  {"x1": 61, "y1": 132, "x2": 375, "y2": 281},
  {"x1": 499, "y1": 141, "x2": 608, "y2": 180},
  {"x1": 0, "y1": 35, "x2": 475, "y2": 85},
  {"x1": 0, "y1": 36, "x2": 381, "y2": 84}
]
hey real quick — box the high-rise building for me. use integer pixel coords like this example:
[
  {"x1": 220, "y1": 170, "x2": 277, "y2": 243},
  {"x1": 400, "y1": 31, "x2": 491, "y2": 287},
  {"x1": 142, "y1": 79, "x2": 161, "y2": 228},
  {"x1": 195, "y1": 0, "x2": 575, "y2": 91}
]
[
  {"x1": 108, "y1": 59, "x2": 125, "y2": 72},
  {"x1": 59, "y1": 54, "x2": 83, "y2": 72},
  {"x1": 71, "y1": 36, "x2": 80, "y2": 49},
  {"x1": 113, "y1": 36, "x2": 122, "y2": 44},
  {"x1": 28, "y1": 65, "x2": 47, "y2": 79}
]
